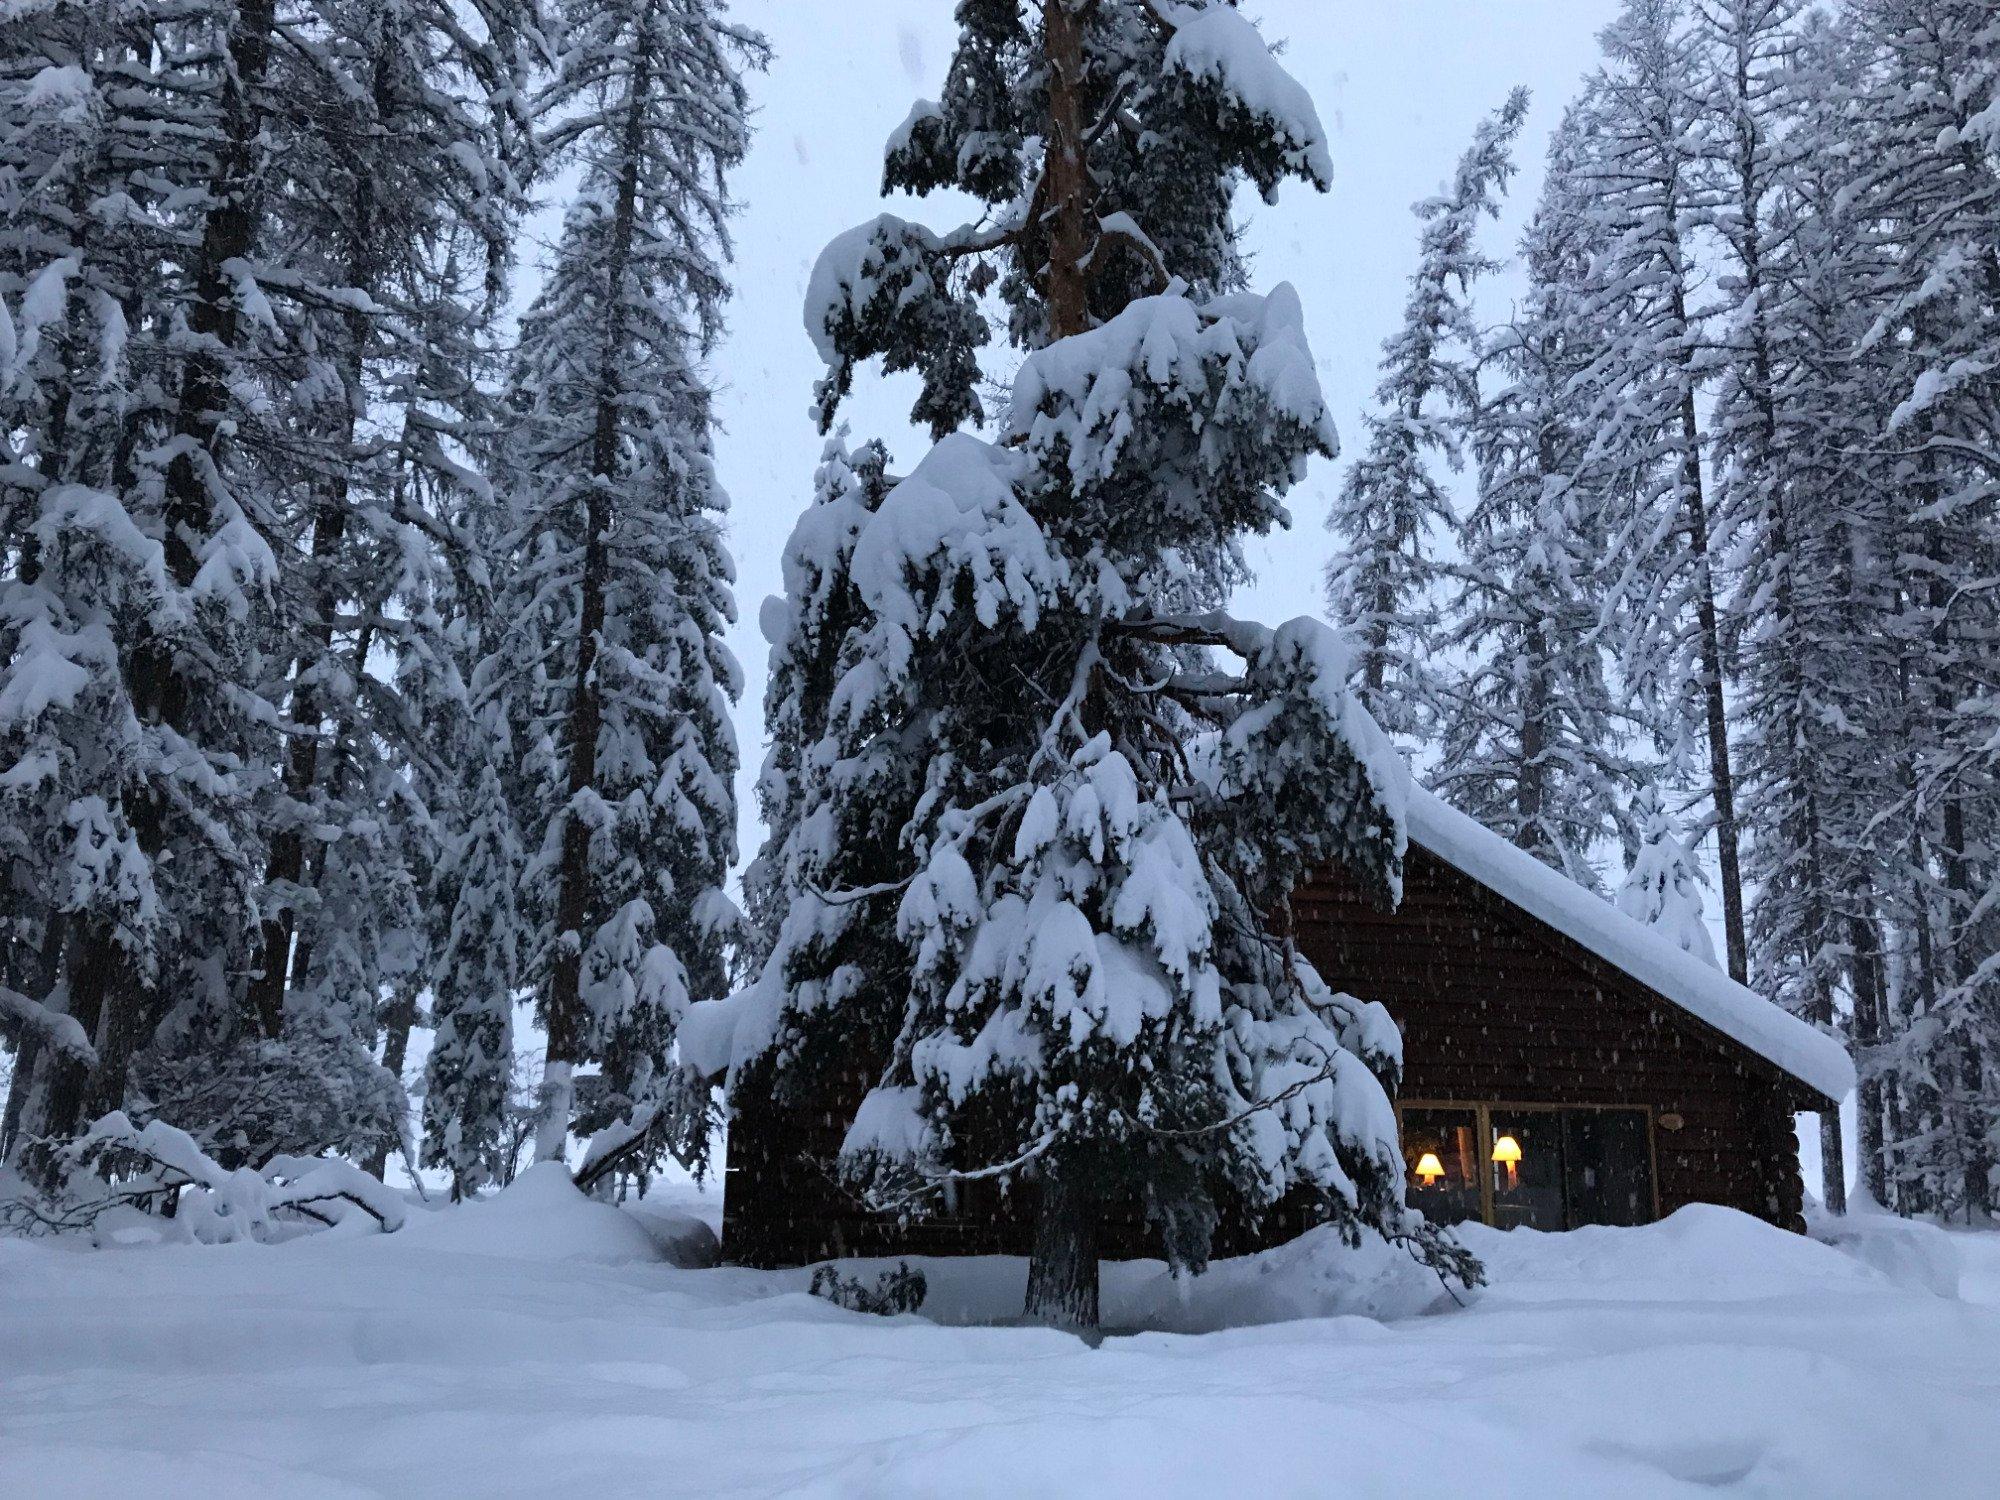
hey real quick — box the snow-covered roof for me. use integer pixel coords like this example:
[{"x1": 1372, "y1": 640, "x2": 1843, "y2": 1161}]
[{"x1": 1403, "y1": 789, "x2": 1856, "y2": 1103}]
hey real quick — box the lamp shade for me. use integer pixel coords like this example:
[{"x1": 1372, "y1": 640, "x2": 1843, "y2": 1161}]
[
  {"x1": 1491, "y1": 1134, "x2": 1523, "y2": 1165},
  {"x1": 1413, "y1": 1151, "x2": 1446, "y2": 1185}
]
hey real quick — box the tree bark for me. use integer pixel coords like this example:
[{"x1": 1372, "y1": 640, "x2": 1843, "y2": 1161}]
[
  {"x1": 1042, "y1": 0, "x2": 1094, "y2": 343},
  {"x1": 1850, "y1": 910, "x2": 1889, "y2": 1206},
  {"x1": 1672, "y1": 343, "x2": 1746, "y2": 984},
  {"x1": 1017, "y1": 3, "x2": 1106, "y2": 1331},
  {"x1": 1025, "y1": 1158, "x2": 1101, "y2": 1329}
]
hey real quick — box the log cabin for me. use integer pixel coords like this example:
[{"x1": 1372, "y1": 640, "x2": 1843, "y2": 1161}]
[{"x1": 712, "y1": 789, "x2": 1854, "y2": 1266}]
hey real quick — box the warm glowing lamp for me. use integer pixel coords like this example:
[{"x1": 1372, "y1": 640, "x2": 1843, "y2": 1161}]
[
  {"x1": 1413, "y1": 1151, "x2": 1446, "y2": 1186},
  {"x1": 1492, "y1": 1133, "x2": 1523, "y2": 1189}
]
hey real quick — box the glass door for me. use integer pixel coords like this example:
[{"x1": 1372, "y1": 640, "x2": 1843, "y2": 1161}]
[
  {"x1": 1488, "y1": 1108, "x2": 1566, "y2": 1231},
  {"x1": 1561, "y1": 1108, "x2": 1654, "y2": 1227},
  {"x1": 1398, "y1": 1101, "x2": 1657, "y2": 1231}
]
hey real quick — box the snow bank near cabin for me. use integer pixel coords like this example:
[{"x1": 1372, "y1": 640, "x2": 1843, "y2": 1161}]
[
  {"x1": 397, "y1": 1162, "x2": 662, "y2": 1264},
  {"x1": 1112, "y1": 1223, "x2": 1455, "y2": 1331},
  {"x1": 1457, "y1": 1202, "x2": 1884, "y2": 1302},
  {"x1": 1808, "y1": 1196, "x2": 1962, "y2": 1299}
]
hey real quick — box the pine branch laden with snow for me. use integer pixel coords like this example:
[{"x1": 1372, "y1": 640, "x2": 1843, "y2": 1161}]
[
  {"x1": 729, "y1": 0, "x2": 1479, "y2": 1328},
  {"x1": 3, "y1": 1111, "x2": 406, "y2": 1242},
  {"x1": 1326, "y1": 88, "x2": 1528, "y2": 744},
  {"x1": 479, "y1": 0, "x2": 764, "y2": 1180}
]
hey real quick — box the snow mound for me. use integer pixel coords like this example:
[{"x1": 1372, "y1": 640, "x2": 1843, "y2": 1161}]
[
  {"x1": 1808, "y1": 1198, "x2": 1962, "y2": 1299},
  {"x1": 1111, "y1": 1224, "x2": 1458, "y2": 1331},
  {"x1": 1458, "y1": 1202, "x2": 1882, "y2": 1302},
  {"x1": 623, "y1": 1204, "x2": 722, "y2": 1269},
  {"x1": 396, "y1": 1163, "x2": 661, "y2": 1264}
]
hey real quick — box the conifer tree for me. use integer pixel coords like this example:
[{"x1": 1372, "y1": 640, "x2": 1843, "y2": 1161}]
[
  {"x1": 1431, "y1": 103, "x2": 1634, "y2": 886},
  {"x1": 1576, "y1": 0, "x2": 1750, "y2": 982},
  {"x1": 422, "y1": 732, "x2": 526, "y2": 1198},
  {"x1": 487, "y1": 0, "x2": 762, "y2": 1170},
  {"x1": 1839, "y1": 0, "x2": 2000, "y2": 1220},
  {"x1": 1325, "y1": 89, "x2": 1528, "y2": 740},
  {"x1": 723, "y1": 0, "x2": 1477, "y2": 1329},
  {"x1": 0, "y1": 0, "x2": 539, "y2": 1169},
  {"x1": 1616, "y1": 785, "x2": 1720, "y2": 966}
]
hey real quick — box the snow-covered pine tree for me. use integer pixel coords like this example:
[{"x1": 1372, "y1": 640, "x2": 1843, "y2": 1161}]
[
  {"x1": 422, "y1": 720, "x2": 526, "y2": 1198},
  {"x1": 1617, "y1": 785, "x2": 1719, "y2": 966},
  {"x1": 489, "y1": 0, "x2": 762, "y2": 1172},
  {"x1": 1431, "y1": 101, "x2": 1635, "y2": 887},
  {"x1": 722, "y1": 0, "x2": 1478, "y2": 1329},
  {"x1": 0, "y1": 1, "x2": 542, "y2": 1171},
  {"x1": 236, "y1": 0, "x2": 541, "y2": 1122},
  {"x1": 1692, "y1": 0, "x2": 1868, "y2": 1209},
  {"x1": 1325, "y1": 89, "x2": 1529, "y2": 742},
  {"x1": 0, "y1": 0, "x2": 302, "y2": 1159},
  {"x1": 1574, "y1": 0, "x2": 1751, "y2": 983},
  {"x1": 1837, "y1": 0, "x2": 2000, "y2": 1221},
  {"x1": 0, "y1": 1, "x2": 169, "y2": 1157}
]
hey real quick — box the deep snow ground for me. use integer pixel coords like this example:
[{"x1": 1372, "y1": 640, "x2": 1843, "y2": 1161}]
[{"x1": 4, "y1": 1170, "x2": 1998, "y2": 1499}]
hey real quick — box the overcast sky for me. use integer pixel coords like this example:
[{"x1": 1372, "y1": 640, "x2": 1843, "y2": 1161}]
[{"x1": 703, "y1": 0, "x2": 1623, "y2": 865}]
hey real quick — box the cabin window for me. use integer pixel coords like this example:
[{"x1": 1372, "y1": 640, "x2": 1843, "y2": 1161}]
[
  {"x1": 1400, "y1": 1107, "x2": 1481, "y2": 1227},
  {"x1": 1398, "y1": 1102, "x2": 1657, "y2": 1232}
]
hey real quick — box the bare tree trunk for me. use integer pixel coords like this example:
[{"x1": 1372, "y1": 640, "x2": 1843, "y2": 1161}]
[
  {"x1": 1818, "y1": 1110, "x2": 1847, "y2": 1215},
  {"x1": 1671, "y1": 347, "x2": 1746, "y2": 983},
  {"x1": 1850, "y1": 910, "x2": 1889, "y2": 1206},
  {"x1": 1025, "y1": 1158, "x2": 1101, "y2": 1329},
  {"x1": 1041, "y1": 0, "x2": 1095, "y2": 346}
]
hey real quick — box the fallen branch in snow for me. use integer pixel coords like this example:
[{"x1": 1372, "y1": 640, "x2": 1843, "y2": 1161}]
[{"x1": 2, "y1": 1112, "x2": 406, "y2": 1241}]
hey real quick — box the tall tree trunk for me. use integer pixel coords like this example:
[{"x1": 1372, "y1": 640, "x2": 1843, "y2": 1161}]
[
  {"x1": 1669, "y1": 290, "x2": 1745, "y2": 983},
  {"x1": 1850, "y1": 910, "x2": 1889, "y2": 1205},
  {"x1": 1025, "y1": 1156, "x2": 1101, "y2": 1329},
  {"x1": 1018, "y1": 1, "x2": 1105, "y2": 1330},
  {"x1": 1041, "y1": 0, "x2": 1094, "y2": 346},
  {"x1": 536, "y1": 54, "x2": 652, "y2": 1164}
]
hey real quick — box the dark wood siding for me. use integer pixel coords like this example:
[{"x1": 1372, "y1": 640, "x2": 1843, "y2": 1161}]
[
  {"x1": 1293, "y1": 846, "x2": 1816, "y2": 1232},
  {"x1": 723, "y1": 842, "x2": 1819, "y2": 1265}
]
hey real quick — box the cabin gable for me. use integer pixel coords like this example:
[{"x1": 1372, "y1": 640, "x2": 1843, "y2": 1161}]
[{"x1": 1293, "y1": 845, "x2": 1813, "y2": 1231}]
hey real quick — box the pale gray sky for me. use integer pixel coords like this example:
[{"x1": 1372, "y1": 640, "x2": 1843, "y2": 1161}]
[{"x1": 709, "y1": 0, "x2": 1623, "y2": 863}]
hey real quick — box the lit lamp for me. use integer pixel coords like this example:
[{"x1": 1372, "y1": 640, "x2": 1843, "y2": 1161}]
[
  {"x1": 1492, "y1": 1133, "x2": 1523, "y2": 1189},
  {"x1": 1413, "y1": 1151, "x2": 1446, "y2": 1187}
]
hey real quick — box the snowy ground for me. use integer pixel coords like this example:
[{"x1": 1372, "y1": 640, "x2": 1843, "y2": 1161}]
[{"x1": 4, "y1": 1172, "x2": 1998, "y2": 1499}]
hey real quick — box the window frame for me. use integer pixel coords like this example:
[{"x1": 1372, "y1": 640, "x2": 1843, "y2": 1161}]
[{"x1": 1396, "y1": 1098, "x2": 1663, "y2": 1229}]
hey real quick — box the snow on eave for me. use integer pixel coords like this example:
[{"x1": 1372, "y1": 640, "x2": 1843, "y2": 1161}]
[{"x1": 1403, "y1": 788, "x2": 1856, "y2": 1104}]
